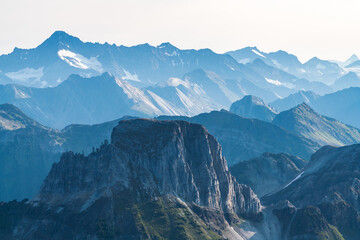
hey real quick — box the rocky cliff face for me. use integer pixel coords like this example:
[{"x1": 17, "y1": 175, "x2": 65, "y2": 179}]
[
  {"x1": 264, "y1": 144, "x2": 360, "y2": 239},
  {"x1": 41, "y1": 119, "x2": 261, "y2": 216},
  {"x1": 1, "y1": 119, "x2": 262, "y2": 239},
  {"x1": 158, "y1": 110, "x2": 319, "y2": 165},
  {"x1": 230, "y1": 152, "x2": 307, "y2": 197}
]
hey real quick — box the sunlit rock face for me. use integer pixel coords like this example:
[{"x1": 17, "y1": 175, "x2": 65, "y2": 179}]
[{"x1": 0, "y1": 119, "x2": 262, "y2": 239}]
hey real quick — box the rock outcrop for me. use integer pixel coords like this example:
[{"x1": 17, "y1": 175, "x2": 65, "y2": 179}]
[
  {"x1": 0, "y1": 119, "x2": 262, "y2": 239},
  {"x1": 158, "y1": 110, "x2": 319, "y2": 165},
  {"x1": 264, "y1": 144, "x2": 360, "y2": 239}
]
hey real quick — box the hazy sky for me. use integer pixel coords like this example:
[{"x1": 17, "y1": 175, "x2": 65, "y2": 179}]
[{"x1": 1, "y1": 0, "x2": 359, "y2": 62}]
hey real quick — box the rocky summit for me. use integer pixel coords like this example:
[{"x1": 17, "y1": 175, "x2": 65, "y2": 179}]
[{"x1": 0, "y1": 119, "x2": 262, "y2": 240}]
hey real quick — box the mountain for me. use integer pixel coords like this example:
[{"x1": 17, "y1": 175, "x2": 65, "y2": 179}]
[
  {"x1": 227, "y1": 48, "x2": 305, "y2": 78},
  {"x1": 158, "y1": 110, "x2": 319, "y2": 165},
  {"x1": 263, "y1": 144, "x2": 360, "y2": 239},
  {"x1": 332, "y1": 72, "x2": 360, "y2": 91},
  {"x1": 0, "y1": 104, "x2": 62, "y2": 201},
  {"x1": 272, "y1": 103, "x2": 360, "y2": 146},
  {"x1": 0, "y1": 73, "x2": 186, "y2": 129},
  {"x1": 346, "y1": 59, "x2": 360, "y2": 68},
  {"x1": 0, "y1": 119, "x2": 264, "y2": 239},
  {"x1": 270, "y1": 88, "x2": 360, "y2": 129},
  {"x1": 311, "y1": 87, "x2": 360, "y2": 129},
  {"x1": 230, "y1": 152, "x2": 307, "y2": 197},
  {"x1": 246, "y1": 59, "x2": 333, "y2": 96},
  {"x1": 229, "y1": 95, "x2": 277, "y2": 122},
  {"x1": 0, "y1": 31, "x2": 249, "y2": 88},
  {"x1": 228, "y1": 47, "x2": 345, "y2": 85},
  {"x1": 226, "y1": 46, "x2": 267, "y2": 64},
  {"x1": 333, "y1": 54, "x2": 359, "y2": 68},
  {"x1": 345, "y1": 54, "x2": 360, "y2": 66},
  {"x1": 0, "y1": 103, "x2": 133, "y2": 201},
  {"x1": 146, "y1": 68, "x2": 278, "y2": 114},
  {"x1": 269, "y1": 90, "x2": 320, "y2": 112},
  {"x1": 303, "y1": 57, "x2": 345, "y2": 85}
]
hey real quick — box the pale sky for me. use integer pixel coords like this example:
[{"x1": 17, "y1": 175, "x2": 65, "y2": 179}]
[{"x1": 1, "y1": 0, "x2": 359, "y2": 62}]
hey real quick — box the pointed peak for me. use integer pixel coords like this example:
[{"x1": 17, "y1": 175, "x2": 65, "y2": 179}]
[
  {"x1": 291, "y1": 102, "x2": 316, "y2": 114},
  {"x1": 39, "y1": 31, "x2": 81, "y2": 49},
  {"x1": 50, "y1": 30, "x2": 72, "y2": 38},
  {"x1": 346, "y1": 54, "x2": 359, "y2": 62},
  {"x1": 157, "y1": 42, "x2": 177, "y2": 49}
]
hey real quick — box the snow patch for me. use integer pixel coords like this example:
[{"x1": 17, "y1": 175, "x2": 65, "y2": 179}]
[
  {"x1": 316, "y1": 63, "x2": 326, "y2": 70},
  {"x1": 6, "y1": 67, "x2": 44, "y2": 83},
  {"x1": 265, "y1": 78, "x2": 282, "y2": 86},
  {"x1": 165, "y1": 51, "x2": 178, "y2": 57},
  {"x1": 271, "y1": 59, "x2": 282, "y2": 69},
  {"x1": 238, "y1": 58, "x2": 251, "y2": 64},
  {"x1": 122, "y1": 69, "x2": 141, "y2": 82},
  {"x1": 252, "y1": 49, "x2": 266, "y2": 58},
  {"x1": 58, "y1": 49, "x2": 103, "y2": 72},
  {"x1": 284, "y1": 172, "x2": 304, "y2": 189},
  {"x1": 166, "y1": 78, "x2": 189, "y2": 88},
  {"x1": 13, "y1": 87, "x2": 29, "y2": 99},
  {"x1": 265, "y1": 78, "x2": 295, "y2": 89}
]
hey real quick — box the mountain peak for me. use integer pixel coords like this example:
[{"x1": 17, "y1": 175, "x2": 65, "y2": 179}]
[
  {"x1": 39, "y1": 30, "x2": 82, "y2": 50},
  {"x1": 41, "y1": 118, "x2": 262, "y2": 216},
  {"x1": 345, "y1": 54, "x2": 359, "y2": 64},
  {"x1": 230, "y1": 95, "x2": 277, "y2": 122},
  {"x1": 157, "y1": 42, "x2": 177, "y2": 49},
  {"x1": 273, "y1": 102, "x2": 360, "y2": 146}
]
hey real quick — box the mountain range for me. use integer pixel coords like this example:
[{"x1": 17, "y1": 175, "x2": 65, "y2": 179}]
[
  {"x1": 263, "y1": 144, "x2": 360, "y2": 239},
  {"x1": 2, "y1": 31, "x2": 360, "y2": 240},
  {"x1": 2, "y1": 31, "x2": 360, "y2": 131},
  {"x1": 2, "y1": 117, "x2": 360, "y2": 239},
  {"x1": 231, "y1": 95, "x2": 360, "y2": 147},
  {"x1": 270, "y1": 88, "x2": 360, "y2": 129},
  {"x1": 0, "y1": 104, "x2": 318, "y2": 202},
  {"x1": 0, "y1": 119, "x2": 265, "y2": 240}
]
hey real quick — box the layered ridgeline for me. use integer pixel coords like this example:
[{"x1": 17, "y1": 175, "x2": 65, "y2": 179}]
[
  {"x1": 0, "y1": 103, "x2": 129, "y2": 201},
  {"x1": 0, "y1": 31, "x2": 244, "y2": 88},
  {"x1": 226, "y1": 47, "x2": 346, "y2": 85},
  {"x1": 269, "y1": 88, "x2": 360, "y2": 129},
  {"x1": 272, "y1": 103, "x2": 360, "y2": 146},
  {"x1": 230, "y1": 95, "x2": 277, "y2": 122},
  {"x1": 0, "y1": 71, "x2": 281, "y2": 129},
  {"x1": 0, "y1": 73, "x2": 186, "y2": 129},
  {"x1": 263, "y1": 144, "x2": 360, "y2": 239},
  {"x1": 231, "y1": 95, "x2": 360, "y2": 147},
  {"x1": 270, "y1": 90, "x2": 320, "y2": 112},
  {"x1": 158, "y1": 110, "x2": 318, "y2": 165},
  {"x1": 0, "y1": 31, "x2": 335, "y2": 97},
  {"x1": 0, "y1": 119, "x2": 266, "y2": 240},
  {"x1": 230, "y1": 153, "x2": 307, "y2": 197},
  {"x1": 0, "y1": 104, "x2": 317, "y2": 202}
]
